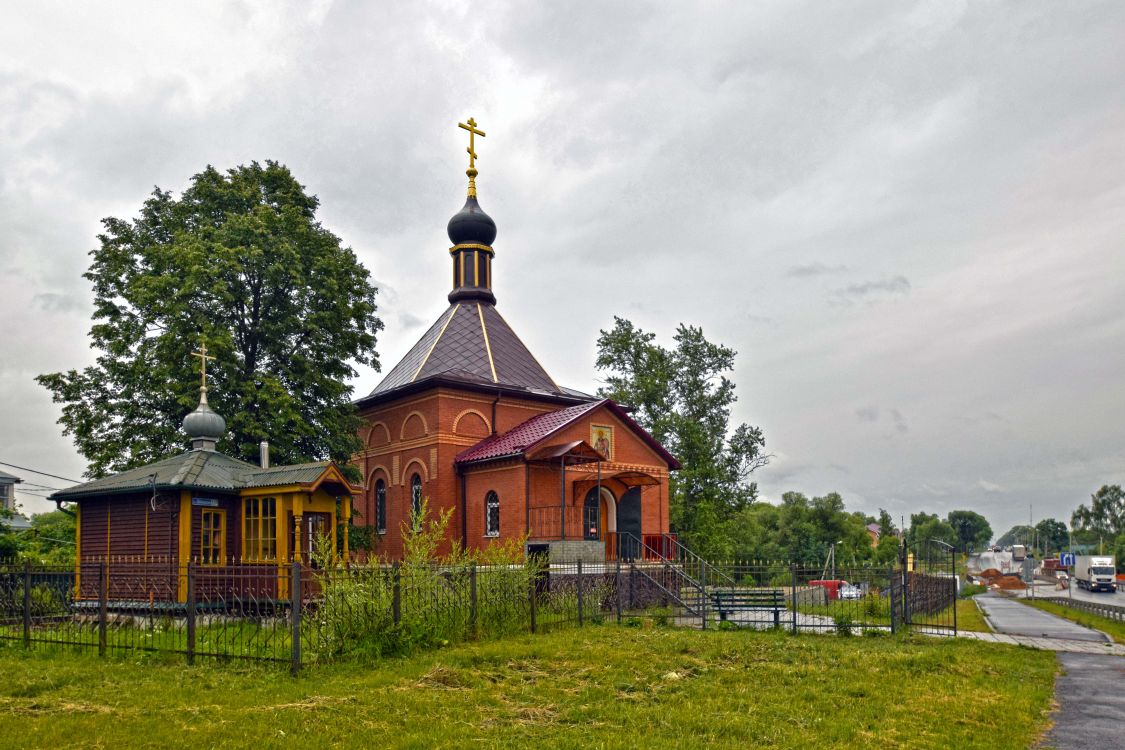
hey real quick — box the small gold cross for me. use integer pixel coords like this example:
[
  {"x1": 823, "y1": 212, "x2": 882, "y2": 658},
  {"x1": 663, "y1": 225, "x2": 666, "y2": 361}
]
[
  {"x1": 458, "y1": 117, "x2": 486, "y2": 170},
  {"x1": 191, "y1": 340, "x2": 216, "y2": 391}
]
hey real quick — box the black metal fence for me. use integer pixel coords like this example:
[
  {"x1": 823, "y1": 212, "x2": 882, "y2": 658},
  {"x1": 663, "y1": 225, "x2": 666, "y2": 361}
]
[
  {"x1": 0, "y1": 558, "x2": 624, "y2": 672},
  {"x1": 0, "y1": 548, "x2": 961, "y2": 671}
]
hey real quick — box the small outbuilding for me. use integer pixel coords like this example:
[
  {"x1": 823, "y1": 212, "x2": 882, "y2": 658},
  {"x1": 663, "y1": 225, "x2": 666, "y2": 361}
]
[{"x1": 52, "y1": 377, "x2": 361, "y2": 603}]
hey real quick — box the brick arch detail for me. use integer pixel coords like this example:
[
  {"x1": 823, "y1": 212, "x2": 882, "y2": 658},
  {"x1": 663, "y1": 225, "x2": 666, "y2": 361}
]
[
  {"x1": 366, "y1": 464, "x2": 391, "y2": 487},
  {"x1": 401, "y1": 458, "x2": 430, "y2": 485},
  {"x1": 366, "y1": 422, "x2": 392, "y2": 447},
  {"x1": 400, "y1": 411, "x2": 429, "y2": 440},
  {"x1": 452, "y1": 408, "x2": 491, "y2": 436}
]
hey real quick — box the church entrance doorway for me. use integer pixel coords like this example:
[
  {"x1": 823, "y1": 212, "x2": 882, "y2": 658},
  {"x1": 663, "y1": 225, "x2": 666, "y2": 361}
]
[
  {"x1": 617, "y1": 487, "x2": 642, "y2": 560},
  {"x1": 583, "y1": 487, "x2": 617, "y2": 557}
]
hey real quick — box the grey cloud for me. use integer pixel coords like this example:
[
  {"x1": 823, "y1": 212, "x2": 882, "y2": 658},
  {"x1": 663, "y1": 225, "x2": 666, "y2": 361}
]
[
  {"x1": 786, "y1": 262, "x2": 849, "y2": 278},
  {"x1": 2, "y1": 2, "x2": 1125, "y2": 536},
  {"x1": 834, "y1": 275, "x2": 911, "y2": 302},
  {"x1": 856, "y1": 406, "x2": 879, "y2": 422}
]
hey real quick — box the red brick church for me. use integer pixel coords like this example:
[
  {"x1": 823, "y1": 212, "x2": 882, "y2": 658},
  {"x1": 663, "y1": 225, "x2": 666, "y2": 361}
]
[{"x1": 351, "y1": 119, "x2": 679, "y2": 563}]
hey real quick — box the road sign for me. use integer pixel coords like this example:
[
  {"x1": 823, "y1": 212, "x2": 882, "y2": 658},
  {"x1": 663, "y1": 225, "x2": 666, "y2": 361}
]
[{"x1": 1060, "y1": 552, "x2": 1076, "y2": 567}]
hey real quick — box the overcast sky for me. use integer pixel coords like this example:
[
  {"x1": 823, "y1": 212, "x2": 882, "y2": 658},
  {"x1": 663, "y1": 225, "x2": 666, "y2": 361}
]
[{"x1": 2, "y1": 1, "x2": 1123, "y2": 537}]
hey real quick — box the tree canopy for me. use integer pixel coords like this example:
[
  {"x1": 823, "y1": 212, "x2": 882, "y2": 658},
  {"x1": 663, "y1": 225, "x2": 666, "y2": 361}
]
[
  {"x1": 38, "y1": 162, "x2": 382, "y2": 476},
  {"x1": 946, "y1": 509, "x2": 992, "y2": 553},
  {"x1": 594, "y1": 317, "x2": 767, "y2": 556},
  {"x1": 1034, "y1": 518, "x2": 1069, "y2": 555},
  {"x1": 1071, "y1": 485, "x2": 1125, "y2": 538}
]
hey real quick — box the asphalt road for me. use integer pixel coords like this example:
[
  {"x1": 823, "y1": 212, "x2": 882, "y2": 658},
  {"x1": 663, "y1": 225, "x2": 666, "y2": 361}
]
[
  {"x1": 975, "y1": 594, "x2": 1109, "y2": 642},
  {"x1": 1041, "y1": 653, "x2": 1125, "y2": 750},
  {"x1": 1021, "y1": 581, "x2": 1125, "y2": 606}
]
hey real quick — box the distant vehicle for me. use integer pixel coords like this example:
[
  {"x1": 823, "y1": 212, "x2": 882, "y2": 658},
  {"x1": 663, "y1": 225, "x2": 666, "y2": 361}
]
[
  {"x1": 838, "y1": 583, "x2": 863, "y2": 600},
  {"x1": 1055, "y1": 572, "x2": 1069, "y2": 589},
  {"x1": 1074, "y1": 556, "x2": 1117, "y2": 593},
  {"x1": 1012, "y1": 545, "x2": 1026, "y2": 562}
]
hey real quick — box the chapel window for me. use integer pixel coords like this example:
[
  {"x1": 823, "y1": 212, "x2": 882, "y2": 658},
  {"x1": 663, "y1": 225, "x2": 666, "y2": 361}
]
[
  {"x1": 485, "y1": 491, "x2": 500, "y2": 537},
  {"x1": 375, "y1": 479, "x2": 387, "y2": 534},
  {"x1": 411, "y1": 473, "x2": 423, "y2": 520},
  {"x1": 243, "y1": 497, "x2": 277, "y2": 562},
  {"x1": 201, "y1": 509, "x2": 225, "y2": 566}
]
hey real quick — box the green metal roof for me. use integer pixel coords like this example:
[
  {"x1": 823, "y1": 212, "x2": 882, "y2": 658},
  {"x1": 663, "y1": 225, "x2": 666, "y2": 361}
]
[{"x1": 51, "y1": 452, "x2": 348, "y2": 500}]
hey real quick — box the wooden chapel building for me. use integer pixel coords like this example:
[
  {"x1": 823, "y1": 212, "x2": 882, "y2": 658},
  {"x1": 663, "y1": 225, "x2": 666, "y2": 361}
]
[{"x1": 352, "y1": 120, "x2": 679, "y2": 563}]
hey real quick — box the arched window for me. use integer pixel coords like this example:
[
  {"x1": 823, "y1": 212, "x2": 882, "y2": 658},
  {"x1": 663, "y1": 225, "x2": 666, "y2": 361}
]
[
  {"x1": 485, "y1": 491, "x2": 500, "y2": 537},
  {"x1": 584, "y1": 488, "x2": 600, "y2": 540},
  {"x1": 374, "y1": 479, "x2": 387, "y2": 534},
  {"x1": 410, "y1": 473, "x2": 423, "y2": 519}
]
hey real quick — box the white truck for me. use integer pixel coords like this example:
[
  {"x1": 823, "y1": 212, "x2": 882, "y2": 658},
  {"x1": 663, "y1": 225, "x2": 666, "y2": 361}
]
[
  {"x1": 1012, "y1": 544, "x2": 1027, "y2": 562},
  {"x1": 1074, "y1": 556, "x2": 1117, "y2": 593}
]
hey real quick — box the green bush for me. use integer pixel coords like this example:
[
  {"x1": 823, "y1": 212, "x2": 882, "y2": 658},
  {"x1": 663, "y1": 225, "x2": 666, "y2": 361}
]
[{"x1": 959, "y1": 583, "x2": 986, "y2": 598}]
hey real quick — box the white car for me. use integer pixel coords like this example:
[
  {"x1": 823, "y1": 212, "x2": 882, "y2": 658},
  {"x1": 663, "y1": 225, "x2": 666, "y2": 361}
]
[{"x1": 838, "y1": 583, "x2": 863, "y2": 600}]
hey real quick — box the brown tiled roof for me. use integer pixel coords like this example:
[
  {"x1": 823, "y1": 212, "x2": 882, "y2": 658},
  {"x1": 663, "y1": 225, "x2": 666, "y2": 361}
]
[{"x1": 370, "y1": 302, "x2": 566, "y2": 397}]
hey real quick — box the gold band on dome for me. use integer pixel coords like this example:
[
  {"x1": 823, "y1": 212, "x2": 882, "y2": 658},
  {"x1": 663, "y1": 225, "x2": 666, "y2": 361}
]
[{"x1": 449, "y1": 243, "x2": 494, "y2": 254}]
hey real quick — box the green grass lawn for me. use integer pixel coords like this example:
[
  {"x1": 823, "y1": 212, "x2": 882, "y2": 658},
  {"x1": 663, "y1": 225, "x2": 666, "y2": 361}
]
[
  {"x1": 0, "y1": 626, "x2": 1055, "y2": 749},
  {"x1": 956, "y1": 598, "x2": 990, "y2": 633},
  {"x1": 1018, "y1": 599, "x2": 1125, "y2": 645}
]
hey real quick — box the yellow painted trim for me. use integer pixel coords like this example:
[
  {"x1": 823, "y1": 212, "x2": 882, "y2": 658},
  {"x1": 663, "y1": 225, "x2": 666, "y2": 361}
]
[
  {"x1": 199, "y1": 509, "x2": 226, "y2": 566},
  {"x1": 177, "y1": 491, "x2": 191, "y2": 601},
  {"x1": 449, "y1": 243, "x2": 494, "y2": 254},
  {"x1": 477, "y1": 303, "x2": 498, "y2": 382},
  {"x1": 472, "y1": 250, "x2": 479, "y2": 286},
  {"x1": 292, "y1": 495, "x2": 303, "y2": 560},
  {"x1": 413, "y1": 304, "x2": 459, "y2": 382},
  {"x1": 342, "y1": 497, "x2": 351, "y2": 562},
  {"x1": 459, "y1": 253, "x2": 465, "y2": 287}
]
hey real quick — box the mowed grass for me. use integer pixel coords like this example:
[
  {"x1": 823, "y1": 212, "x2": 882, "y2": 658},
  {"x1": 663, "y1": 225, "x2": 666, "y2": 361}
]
[
  {"x1": 0, "y1": 626, "x2": 1055, "y2": 750},
  {"x1": 956, "y1": 598, "x2": 991, "y2": 633},
  {"x1": 1018, "y1": 599, "x2": 1125, "y2": 645}
]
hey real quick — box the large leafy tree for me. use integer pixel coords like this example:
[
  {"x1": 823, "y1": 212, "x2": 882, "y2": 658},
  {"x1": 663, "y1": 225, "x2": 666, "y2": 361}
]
[
  {"x1": 946, "y1": 509, "x2": 993, "y2": 553},
  {"x1": 1071, "y1": 485, "x2": 1125, "y2": 538},
  {"x1": 38, "y1": 162, "x2": 382, "y2": 477},
  {"x1": 595, "y1": 318, "x2": 768, "y2": 555},
  {"x1": 1034, "y1": 518, "x2": 1069, "y2": 555}
]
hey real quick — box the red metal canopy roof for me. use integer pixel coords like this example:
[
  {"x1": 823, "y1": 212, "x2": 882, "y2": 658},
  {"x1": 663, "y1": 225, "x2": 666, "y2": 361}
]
[{"x1": 454, "y1": 399, "x2": 680, "y2": 469}]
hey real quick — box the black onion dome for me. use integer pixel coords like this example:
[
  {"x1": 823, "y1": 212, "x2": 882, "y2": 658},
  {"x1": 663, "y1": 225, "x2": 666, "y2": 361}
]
[{"x1": 447, "y1": 195, "x2": 497, "y2": 246}]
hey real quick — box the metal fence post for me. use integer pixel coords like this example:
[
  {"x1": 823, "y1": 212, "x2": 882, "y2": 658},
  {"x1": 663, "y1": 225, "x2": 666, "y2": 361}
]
[
  {"x1": 529, "y1": 569, "x2": 538, "y2": 634},
  {"x1": 392, "y1": 562, "x2": 401, "y2": 626},
  {"x1": 790, "y1": 564, "x2": 798, "y2": 635},
  {"x1": 22, "y1": 560, "x2": 31, "y2": 649},
  {"x1": 629, "y1": 562, "x2": 636, "y2": 611},
  {"x1": 576, "y1": 559, "x2": 584, "y2": 627},
  {"x1": 98, "y1": 561, "x2": 108, "y2": 657},
  {"x1": 615, "y1": 560, "x2": 623, "y2": 624},
  {"x1": 889, "y1": 567, "x2": 897, "y2": 635},
  {"x1": 290, "y1": 561, "x2": 301, "y2": 675},
  {"x1": 951, "y1": 547, "x2": 958, "y2": 636},
  {"x1": 469, "y1": 563, "x2": 478, "y2": 636},
  {"x1": 186, "y1": 563, "x2": 196, "y2": 665}
]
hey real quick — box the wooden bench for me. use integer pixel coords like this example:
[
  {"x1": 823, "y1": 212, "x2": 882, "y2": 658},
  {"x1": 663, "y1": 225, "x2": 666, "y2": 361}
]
[{"x1": 711, "y1": 589, "x2": 786, "y2": 626}]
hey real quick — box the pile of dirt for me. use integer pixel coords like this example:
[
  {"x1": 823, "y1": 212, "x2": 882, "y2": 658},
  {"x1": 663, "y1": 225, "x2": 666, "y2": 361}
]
[{"x1": 976, "y1": 567, "x2": 1026, "y2": 590}]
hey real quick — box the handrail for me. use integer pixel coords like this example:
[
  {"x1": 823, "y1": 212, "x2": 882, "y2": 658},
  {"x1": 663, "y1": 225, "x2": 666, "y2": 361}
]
[
  {"x1": 652, "y1": 533, "x2": 739, "y2": 590},
  {"x1": 614, "y1": 532, "x2": 709, "y2": 594}
]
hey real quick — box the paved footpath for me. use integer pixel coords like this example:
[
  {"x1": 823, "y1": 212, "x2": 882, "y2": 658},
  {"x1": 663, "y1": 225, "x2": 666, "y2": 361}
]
[{"x1": 972, "y1": 594, "x2": 1125, "y2": 749}]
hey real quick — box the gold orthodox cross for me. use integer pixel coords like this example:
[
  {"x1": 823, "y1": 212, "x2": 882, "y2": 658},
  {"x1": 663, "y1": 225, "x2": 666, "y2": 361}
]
[
  {"x1": 458, "y1": 117, "x2": 486, "y2": 170},
  {"x1": 191, "y1": 340, "x2": 216, "y2": 391}
]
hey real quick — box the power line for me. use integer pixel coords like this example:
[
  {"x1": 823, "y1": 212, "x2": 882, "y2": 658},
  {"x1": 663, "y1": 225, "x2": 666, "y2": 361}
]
[
  {"x1": 0, "y1": 460, "x2": 81, "y2": 484},
  {"x1": 19, "y1": 481, "x2": 66, "y2": 492}
]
